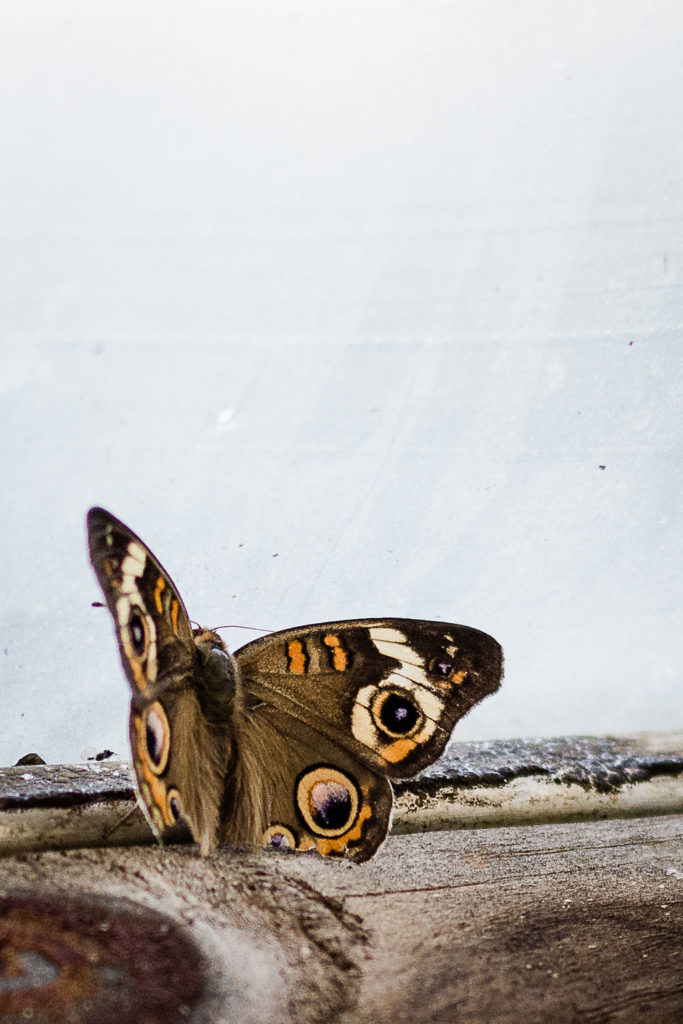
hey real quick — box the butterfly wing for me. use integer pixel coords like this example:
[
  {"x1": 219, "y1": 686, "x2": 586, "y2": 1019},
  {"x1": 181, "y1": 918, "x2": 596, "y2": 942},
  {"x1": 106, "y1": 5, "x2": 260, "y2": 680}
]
[
  {"x1": 234, "y1": 618, "x2": 502, "y2": 861},
  {"x1": 87, "y1": 508, "x2": 233, "y2": 854},
  {"x1": 220, "y1": 698, "x2": 394, "y2": 862}
]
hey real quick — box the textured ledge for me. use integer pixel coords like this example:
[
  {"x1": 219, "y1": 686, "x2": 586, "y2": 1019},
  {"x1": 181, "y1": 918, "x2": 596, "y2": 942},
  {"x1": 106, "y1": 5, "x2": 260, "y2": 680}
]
[
  {"x1": 392, "y1": 733, "x2": 683, "y2": 833},
  {"x1": 0, "y1": 734, "x2": 681, "y2": 855},
  {"x1": 399, "y1": 734, "x2": 683, "y2": 794}
]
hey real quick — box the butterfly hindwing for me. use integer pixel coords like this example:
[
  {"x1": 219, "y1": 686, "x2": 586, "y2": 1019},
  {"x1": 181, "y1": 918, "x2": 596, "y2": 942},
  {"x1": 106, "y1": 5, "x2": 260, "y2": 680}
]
[{"x1": 223, "y1": 698, "x2": 393, "y2": 862}]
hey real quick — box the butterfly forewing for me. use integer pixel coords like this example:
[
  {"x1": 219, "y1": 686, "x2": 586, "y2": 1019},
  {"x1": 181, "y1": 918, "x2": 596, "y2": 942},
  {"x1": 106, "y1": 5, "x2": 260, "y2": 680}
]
[
  {"x1": 235, "y1": 618, "x2": 503, "y2": 779},
  {"x1": 87, "y1": 507, "x2": 196, "y2": 689}
]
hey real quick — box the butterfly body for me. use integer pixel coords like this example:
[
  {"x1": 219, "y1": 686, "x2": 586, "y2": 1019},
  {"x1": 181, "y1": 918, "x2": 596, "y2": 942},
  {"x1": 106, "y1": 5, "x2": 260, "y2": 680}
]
[{"x1": 87, "y1": 508, "x2": 503, "y2": 862}]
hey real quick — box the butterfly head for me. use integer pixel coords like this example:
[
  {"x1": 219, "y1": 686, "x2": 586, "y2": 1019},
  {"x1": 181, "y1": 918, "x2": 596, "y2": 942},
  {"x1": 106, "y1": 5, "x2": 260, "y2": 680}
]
[{"x1": 192, "y1": 627, "x2": 228, "y2": 651}]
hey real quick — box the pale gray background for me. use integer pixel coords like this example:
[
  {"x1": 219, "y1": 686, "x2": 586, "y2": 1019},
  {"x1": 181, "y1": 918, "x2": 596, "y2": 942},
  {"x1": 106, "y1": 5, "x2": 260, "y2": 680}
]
[{"x1": 1, "y1": 1, "x2": 681, "y2": 765}]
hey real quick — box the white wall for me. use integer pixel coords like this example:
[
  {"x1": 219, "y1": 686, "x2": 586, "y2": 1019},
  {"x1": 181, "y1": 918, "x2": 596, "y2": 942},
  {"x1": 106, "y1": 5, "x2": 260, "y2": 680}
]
[{"x1": 1, "y1": 1, "x2": 681, "y2": 763}]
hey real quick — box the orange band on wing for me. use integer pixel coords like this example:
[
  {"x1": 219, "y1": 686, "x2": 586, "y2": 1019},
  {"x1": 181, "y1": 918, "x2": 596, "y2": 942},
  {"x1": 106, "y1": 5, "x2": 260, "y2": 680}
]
[
  {"x1": 287, "y1": 640, "x2": 307, "y2": 674},
  {"x1": 154, "y1": 575, "x2": 166, "y2": 614},
  {"x1": 131, "y1": 661, "x2": 148, "y2": 692},
  {"x1": 323, "y1": 633, "x2": 348, "y2": 672},
  {"x1": 381, "y1": 738, "x2": 417, "y2": 763},
  {"x1": 314, "y1": 803, "x2": 373, "y2": 857},
  {"x1": 449, "y1": 669, "x2": 468, "y2": 686},
  {"x1": 170, "y1": 598, "x2": 180, "y2": 636},
  {"x1": 131, "y1": 716, "x2": 175, "y2": 827}
]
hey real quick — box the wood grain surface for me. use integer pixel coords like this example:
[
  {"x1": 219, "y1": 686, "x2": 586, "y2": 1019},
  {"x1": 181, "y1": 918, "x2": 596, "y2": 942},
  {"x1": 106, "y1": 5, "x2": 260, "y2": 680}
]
[
  {"x1": 276, "y1": 815, "x2": 683, "y2": 1023},
  {"x1": 0, "y1": 814, "x2": 680, "y2": 1022}
]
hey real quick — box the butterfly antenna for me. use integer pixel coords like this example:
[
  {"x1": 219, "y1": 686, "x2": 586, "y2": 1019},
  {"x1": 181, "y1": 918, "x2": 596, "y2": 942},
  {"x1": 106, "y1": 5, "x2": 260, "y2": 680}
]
[{"x1": 213, "y1": 624, "x2": 273, "y2": 635}]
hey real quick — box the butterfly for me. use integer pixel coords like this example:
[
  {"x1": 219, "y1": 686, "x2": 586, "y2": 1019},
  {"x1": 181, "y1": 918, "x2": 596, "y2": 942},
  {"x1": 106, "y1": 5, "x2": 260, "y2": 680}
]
[{"x1": 87, "y1": 508, "x2": 503, "y2": 862}]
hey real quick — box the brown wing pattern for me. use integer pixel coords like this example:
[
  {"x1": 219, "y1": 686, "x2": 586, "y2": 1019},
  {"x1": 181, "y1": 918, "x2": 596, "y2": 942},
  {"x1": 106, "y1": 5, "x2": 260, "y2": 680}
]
[
  {"x1": 223, "y1": 699, "x2": 393, "y2": 862},
  {"x1": 233, "y1": 617, "x2": 502, "y2": 859},
  {"x1": 87, "y1": 508, "x2": 232, "y2": 854},
  {"x1": 235, "y1": 618, "x2": 503, "y2": 778}
]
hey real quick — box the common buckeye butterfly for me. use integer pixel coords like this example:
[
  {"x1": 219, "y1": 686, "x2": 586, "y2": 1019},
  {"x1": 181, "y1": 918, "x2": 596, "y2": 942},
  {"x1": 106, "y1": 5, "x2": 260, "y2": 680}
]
[{"x1": 87, "y1": 508, "x2": 503, "y2": 862}]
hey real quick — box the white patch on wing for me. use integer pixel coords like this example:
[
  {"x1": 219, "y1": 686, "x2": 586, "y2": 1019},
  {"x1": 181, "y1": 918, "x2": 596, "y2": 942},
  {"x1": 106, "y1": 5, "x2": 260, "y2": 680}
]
[
  {"x1": 115, "y1": 591, "x2": 158, "y2": 683},
  {"x1": 146, "y1": 639, "x2": 158, "y2": 680},
  {"x1": 119, "y1": 576, "x2": 141, "y2": 596},
  {"x1": 369, "y1": 626, "x2": 426, "y2": 668},
  {"x1": 352, "y1": 676, "x2": 444, "y2": 752},
  {"x1": 354, "y1": 683, "x2": 375, "y2": 710},
  {"x1": 351, "y1": 685, "x2": 382, "y2": 749},
  {"x1": 390, "y1": 661, "x2": 430, "y2": 685},
  {"x1": 369, "y1": 627, "x2": 407, "y2": 644},
  {"x1": 116, "y1": 594, "x2": 136, "y2": 626},
  {"x1": 373, "y1": 639, "x2": 426, "y2": 666},
  {"x1": 121, "y1": 541, "x2": 147, "y2": 578}
]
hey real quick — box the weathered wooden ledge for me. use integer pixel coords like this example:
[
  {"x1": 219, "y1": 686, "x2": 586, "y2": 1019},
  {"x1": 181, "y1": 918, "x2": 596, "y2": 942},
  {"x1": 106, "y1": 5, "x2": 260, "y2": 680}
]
[
  {"x1": 1, "y1": 734, "x2": 681, "y2": 855},
  {"x1": 0, "y1": 736, "x2": 681, "y2": 1022}
]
